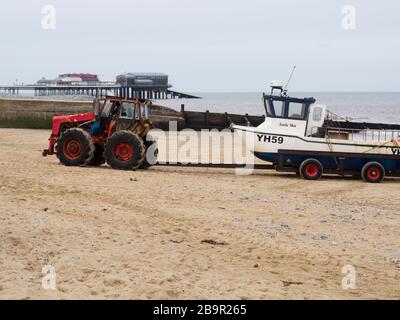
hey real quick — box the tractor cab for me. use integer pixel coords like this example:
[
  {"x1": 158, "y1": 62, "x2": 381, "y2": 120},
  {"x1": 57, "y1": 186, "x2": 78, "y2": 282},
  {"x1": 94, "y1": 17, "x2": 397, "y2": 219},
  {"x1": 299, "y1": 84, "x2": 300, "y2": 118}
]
[
  {"x1": 95, "y1": 97, "x2": 150, "y2": 121},
  {"x1": 94, "y1": 96, "x2": 152, "y2": 133}
]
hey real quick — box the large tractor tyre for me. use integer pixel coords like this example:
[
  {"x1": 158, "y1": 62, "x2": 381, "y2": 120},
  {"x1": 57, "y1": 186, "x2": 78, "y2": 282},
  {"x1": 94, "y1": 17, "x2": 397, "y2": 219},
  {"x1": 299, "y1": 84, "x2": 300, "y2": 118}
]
[
  {"x1": 141, "y1": 135, "x2": 159, "y2": 170},
  {"x1": 90, "y1": 143, "x2": 106, "y2": 167},
  {"x1": 361, "y1": 162, "x2": 385, "y2": 183},
  {"x1": 56, "y1": 128, "x2": 94, "y2": 166},
  {"x1": 104, "y1": 131, "x2": 145, "y2": 170},
  {"x1": 299, "y1": 158, "x2": 323, "y2": 181}
]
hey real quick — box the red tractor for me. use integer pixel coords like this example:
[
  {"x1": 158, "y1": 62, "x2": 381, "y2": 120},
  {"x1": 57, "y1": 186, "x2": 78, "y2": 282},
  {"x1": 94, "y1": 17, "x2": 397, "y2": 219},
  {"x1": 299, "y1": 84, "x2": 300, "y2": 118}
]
[{"x1": 43, "y1": 96, "x2": 158, "y2": 170}]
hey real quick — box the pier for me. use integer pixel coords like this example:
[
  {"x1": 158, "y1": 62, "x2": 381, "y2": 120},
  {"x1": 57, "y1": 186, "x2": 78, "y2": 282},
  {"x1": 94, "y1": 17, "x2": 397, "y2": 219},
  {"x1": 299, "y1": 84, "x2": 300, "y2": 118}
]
[{"x1": 0, "y1": 84, "x2": 200, "y2": 100}]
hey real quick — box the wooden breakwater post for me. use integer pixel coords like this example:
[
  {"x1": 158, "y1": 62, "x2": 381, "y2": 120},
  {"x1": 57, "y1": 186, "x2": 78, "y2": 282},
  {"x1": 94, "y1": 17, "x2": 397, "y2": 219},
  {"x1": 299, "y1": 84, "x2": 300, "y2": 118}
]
[{"x1": 178, "y1": 108, "x2": 265, "y2": 131}]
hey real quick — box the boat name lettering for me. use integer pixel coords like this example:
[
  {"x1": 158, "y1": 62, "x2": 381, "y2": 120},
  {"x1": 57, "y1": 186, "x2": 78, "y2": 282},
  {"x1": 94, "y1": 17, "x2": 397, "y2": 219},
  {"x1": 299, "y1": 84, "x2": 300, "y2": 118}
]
[
  {"x1": 391, "y1": 148, "x2": 400, "y2": 155},
  {"x1": 257, "y1": 134, "x2": 284, "y2": 144},
  {"x1": 279, "y1": 123, "x2": 296, "y2": 128}
]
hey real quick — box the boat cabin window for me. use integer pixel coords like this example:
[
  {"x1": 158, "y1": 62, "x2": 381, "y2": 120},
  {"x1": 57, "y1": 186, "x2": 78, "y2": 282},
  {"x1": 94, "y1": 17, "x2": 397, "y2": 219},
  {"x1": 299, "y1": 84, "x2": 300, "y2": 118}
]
[
  {"x1": 273, "y1": 101, "x2": 285, "y2": 117},
  {"x1": 288, "y1": 102, "x2": 306, "y2": 120},
  {"x1": 266, "y1": 100, "x2": 273, "y2": 116},
  {"x1": 264, "y1": 97, "x2": 310, "y2": 120},
  {"x1": 313, "y1": 107, "x2": 323, "y2": 121}
]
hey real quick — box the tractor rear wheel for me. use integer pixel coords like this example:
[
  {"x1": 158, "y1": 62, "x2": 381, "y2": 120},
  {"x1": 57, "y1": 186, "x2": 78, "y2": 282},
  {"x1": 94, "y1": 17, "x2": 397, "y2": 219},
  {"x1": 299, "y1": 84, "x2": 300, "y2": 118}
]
[
  {"x1": 105, "y1": 131, "x2": 145, "y2": 170},
  {"x1": 141, "y1": 134, "x2": 159, "y2": 169},
  {"x1": 56, "y1": 128, "x2": 94, "y2": 166},
  {"x1": 90, "y1": 143, "x2": 105, "y2": 166}
]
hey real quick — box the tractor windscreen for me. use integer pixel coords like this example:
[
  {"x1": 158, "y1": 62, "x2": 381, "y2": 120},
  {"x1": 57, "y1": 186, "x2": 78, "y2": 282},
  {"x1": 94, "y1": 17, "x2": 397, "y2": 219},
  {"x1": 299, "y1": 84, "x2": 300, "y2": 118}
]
[
  {"x1": 120, "y1": 103, "x2": 135, "y2": 119},
  {"x1": 141, "y1": 103, "x2": 149, "y2": 120},
  {"x1": 101, "y1": 101, "x2": 114, "y2": 117}
]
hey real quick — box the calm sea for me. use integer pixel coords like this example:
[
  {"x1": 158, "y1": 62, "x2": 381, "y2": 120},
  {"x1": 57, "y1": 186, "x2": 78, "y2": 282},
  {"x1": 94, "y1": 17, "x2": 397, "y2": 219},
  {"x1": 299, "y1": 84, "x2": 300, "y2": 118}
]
[{"x1": 156, "y1": 92, "x2": 400, "y2": 124}]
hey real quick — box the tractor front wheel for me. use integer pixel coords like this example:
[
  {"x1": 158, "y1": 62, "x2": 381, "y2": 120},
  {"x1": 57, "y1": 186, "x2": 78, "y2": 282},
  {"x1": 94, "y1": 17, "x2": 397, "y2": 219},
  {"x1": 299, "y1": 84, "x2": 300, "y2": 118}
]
[
  {"x1": 105, "y1": 131, "x2": 145, "y2": 170},
  {"x1": 56, "y1": 128, "x2": 95, "y2": 166}
]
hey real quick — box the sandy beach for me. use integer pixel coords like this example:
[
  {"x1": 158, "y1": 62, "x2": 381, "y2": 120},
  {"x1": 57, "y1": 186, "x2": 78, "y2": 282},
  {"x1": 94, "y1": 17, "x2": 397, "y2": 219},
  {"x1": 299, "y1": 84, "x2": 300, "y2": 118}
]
[{"x1": 0, "y1": 128, "x2": 399, "y2": 299}]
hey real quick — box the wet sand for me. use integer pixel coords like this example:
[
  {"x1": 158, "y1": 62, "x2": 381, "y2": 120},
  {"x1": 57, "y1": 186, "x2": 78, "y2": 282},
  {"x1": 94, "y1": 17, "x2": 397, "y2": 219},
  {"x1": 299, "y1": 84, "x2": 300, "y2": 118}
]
[{"x1": 0, "y1": 129, "x2": 399, "y2": 299}]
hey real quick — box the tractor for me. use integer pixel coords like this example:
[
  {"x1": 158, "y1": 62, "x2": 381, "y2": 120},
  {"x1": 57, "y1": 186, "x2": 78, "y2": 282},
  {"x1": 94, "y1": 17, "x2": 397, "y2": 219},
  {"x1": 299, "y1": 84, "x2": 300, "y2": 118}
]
[{"x1": 42, "y1": 96, "x2": 158, "y2": 170}]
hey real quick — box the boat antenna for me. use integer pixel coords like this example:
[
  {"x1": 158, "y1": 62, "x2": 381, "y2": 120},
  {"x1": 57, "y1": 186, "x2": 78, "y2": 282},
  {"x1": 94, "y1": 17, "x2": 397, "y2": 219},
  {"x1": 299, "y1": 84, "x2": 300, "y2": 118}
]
[{"x1": 283, "y1": 65, "x2": 296, "y2": 96}]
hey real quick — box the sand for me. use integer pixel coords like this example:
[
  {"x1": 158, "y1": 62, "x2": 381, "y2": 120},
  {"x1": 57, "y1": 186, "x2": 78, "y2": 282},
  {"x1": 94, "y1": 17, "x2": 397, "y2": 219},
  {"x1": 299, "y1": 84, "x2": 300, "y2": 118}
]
[{"x1": 0, "y1": 128, "x2": 399, "y2": 300}]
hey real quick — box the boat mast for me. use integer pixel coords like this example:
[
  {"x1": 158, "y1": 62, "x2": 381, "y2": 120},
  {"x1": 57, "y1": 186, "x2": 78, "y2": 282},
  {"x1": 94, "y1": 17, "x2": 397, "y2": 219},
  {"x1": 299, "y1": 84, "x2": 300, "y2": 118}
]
[{"x1": 283, "y1": 65, "x2": 296, "y2": 96}]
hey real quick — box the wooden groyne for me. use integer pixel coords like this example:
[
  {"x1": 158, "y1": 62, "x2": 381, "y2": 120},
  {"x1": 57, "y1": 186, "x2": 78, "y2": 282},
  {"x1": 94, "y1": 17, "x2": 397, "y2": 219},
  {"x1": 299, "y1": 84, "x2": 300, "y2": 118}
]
[{"x1": 179, "y1": 105, "x2": 264, "y2": 130}]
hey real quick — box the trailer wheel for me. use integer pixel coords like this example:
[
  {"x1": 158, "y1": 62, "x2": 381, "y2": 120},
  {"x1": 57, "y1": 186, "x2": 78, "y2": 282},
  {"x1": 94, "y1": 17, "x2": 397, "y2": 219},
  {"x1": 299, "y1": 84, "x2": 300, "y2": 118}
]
[
  {"x1": 56, "y1": 128, "x2": 94, "y2": 166},
  {"x1": 361, "y1": 162, "x2": 385, "y2": 183},
  {"x1": 299, "y1": 159, "x2": 323, "y2": 181},
  {"x1": 105, "y1": 131, "x2": 145, "y2": 170}
]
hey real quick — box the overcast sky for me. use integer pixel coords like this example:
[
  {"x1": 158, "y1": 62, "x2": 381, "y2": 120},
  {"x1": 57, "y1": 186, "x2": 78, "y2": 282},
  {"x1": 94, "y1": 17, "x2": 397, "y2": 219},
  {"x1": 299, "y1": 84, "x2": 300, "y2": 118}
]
[{"x1": 0, "y1": 0, "x2": 399, "y2": 92}]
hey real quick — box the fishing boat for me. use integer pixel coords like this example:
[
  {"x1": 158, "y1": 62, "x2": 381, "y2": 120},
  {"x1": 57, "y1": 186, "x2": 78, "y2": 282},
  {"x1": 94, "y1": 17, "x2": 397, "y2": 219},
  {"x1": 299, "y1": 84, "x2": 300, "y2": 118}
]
[{"x1": 231, "y1": 80, "x2": 400, "y2": 183}]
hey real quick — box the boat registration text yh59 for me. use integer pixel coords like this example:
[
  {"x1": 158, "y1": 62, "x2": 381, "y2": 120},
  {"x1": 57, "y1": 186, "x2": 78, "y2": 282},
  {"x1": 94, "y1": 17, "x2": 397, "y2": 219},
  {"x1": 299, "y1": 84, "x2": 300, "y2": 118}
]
[{"x1": 257, "y1": 134, "x2": 284, "y2": 144}]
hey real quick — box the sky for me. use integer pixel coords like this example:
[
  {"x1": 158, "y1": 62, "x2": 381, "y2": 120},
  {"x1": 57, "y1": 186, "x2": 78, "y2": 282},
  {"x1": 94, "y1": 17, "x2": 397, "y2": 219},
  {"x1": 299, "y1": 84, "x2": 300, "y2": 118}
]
[{"x1": 0, "y1": 0, "x2": 399, "y2": 92}]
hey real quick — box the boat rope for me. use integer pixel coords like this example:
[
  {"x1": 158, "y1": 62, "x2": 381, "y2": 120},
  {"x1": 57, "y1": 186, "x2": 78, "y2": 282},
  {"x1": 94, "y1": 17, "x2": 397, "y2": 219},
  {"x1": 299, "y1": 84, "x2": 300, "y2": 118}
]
[
  {"x1": 362, "y1": 139, "x2": 397, "y2": 154},
  {"x1": 325, "y1": 134, "x2": 340, "y2": 168}
]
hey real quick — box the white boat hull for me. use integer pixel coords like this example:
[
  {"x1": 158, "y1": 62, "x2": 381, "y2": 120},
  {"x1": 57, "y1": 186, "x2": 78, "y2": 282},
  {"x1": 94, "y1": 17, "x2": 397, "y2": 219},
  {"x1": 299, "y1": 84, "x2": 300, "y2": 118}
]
[{"x1": 233, "y1": 125, "x2": 400, "y2": 171}]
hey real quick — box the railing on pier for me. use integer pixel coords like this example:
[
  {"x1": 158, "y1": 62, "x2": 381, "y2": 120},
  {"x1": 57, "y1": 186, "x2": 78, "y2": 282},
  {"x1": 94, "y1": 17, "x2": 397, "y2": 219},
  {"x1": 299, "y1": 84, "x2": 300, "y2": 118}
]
[{"x1": 0, "y1": 84, "x2": 200, "y2": 100}]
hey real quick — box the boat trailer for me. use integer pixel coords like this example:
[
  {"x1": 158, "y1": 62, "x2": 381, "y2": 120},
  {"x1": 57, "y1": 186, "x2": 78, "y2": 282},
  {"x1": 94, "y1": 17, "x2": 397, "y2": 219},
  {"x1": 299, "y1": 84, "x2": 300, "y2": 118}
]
[{"x1": 155, "y1": 148, "x2": 400, "y2": 182}]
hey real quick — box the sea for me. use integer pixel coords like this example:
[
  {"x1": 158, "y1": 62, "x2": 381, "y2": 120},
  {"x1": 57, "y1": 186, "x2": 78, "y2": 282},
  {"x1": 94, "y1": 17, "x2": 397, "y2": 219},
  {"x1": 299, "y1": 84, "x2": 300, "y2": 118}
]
[
  {"x1": 157, "y1": 92, "x2": 400, "y2": 124},
  {"x1": 4, "y1": 91, "x2": 400, "y2": 124}
]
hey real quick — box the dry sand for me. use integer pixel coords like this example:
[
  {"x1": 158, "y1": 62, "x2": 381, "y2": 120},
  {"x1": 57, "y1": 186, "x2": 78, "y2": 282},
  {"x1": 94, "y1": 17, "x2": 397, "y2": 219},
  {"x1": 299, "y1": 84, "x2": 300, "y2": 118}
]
[{"x1": 0, "y1": 128, "x2": 399, "y2": 300}]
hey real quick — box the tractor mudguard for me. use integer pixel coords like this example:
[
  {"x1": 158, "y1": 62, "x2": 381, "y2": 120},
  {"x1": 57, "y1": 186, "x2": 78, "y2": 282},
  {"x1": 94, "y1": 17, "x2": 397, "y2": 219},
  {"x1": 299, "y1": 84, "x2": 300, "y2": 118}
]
[{"x1": 51, "y1": 112, "x2": 96, "y2": 136}]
